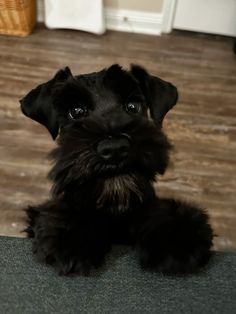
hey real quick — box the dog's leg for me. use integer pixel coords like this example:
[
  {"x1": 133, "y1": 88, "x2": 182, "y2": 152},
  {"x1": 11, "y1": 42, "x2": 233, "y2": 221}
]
[
  {"x1": 134, "y1": 198, "x2": 213, "y2": 274},
  {"x1": 25, "y1": 199, "x2": 112, "y2": 275}
]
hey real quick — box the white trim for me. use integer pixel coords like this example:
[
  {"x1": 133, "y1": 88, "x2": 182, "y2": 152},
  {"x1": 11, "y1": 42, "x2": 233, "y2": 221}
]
[
  {"x1": 162, "y1": 0, "x2": 176, "y2": 33},
  {"x1": 105, "y1": 8, "x2": 163, "y2": 35},
  {"x1": 37, "y1": 0, "x2": 45, "y2": 22}
]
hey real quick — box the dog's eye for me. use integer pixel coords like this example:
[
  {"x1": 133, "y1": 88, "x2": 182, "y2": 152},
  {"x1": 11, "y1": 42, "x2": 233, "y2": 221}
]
[
  {"x1": 68, "y1": 106, "x2": 88, "y2": 119},
  {"x1": 125, "y1": 102, "x2": 141, "y2": 114}
]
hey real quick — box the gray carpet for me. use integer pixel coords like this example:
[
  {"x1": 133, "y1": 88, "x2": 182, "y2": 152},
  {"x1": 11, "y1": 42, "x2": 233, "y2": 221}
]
[{"x1": 0, "y1": 236, "x2": 236, "y2": 314}]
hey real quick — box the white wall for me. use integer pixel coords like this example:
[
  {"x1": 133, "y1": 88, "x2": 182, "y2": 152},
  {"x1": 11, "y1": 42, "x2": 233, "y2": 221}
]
[{"x1": 104, "y1": 0, "x2": 163, "y2": 12}]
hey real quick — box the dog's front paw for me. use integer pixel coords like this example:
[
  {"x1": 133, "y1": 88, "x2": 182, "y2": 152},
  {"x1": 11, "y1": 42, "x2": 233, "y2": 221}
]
[
  {"x1": 34, "y1": 241, "x2": 108, "y2": 276},
  {"x1": 136, "y1": 199, "x2": 213, "y2": 274},
  {"x1": 51, "y1": 253, "x2": 97, "y2": 276},
  {"x1": 33, "y1": 238, "x2": 92, "y2": 275},
  {"x1": 32, "y1": 231, "x2": 111, "y2": 276},
  {"x1": 139, "y1": 245, "x2": 212, "y2": 275}
]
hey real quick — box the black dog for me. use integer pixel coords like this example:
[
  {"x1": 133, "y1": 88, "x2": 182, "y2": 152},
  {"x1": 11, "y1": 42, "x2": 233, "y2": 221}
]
[{"x1": 20, "y1": 64, "x2": 213, "y2": 275}]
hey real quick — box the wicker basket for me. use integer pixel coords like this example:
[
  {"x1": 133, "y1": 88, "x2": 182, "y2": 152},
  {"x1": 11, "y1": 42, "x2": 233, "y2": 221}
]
[{"x1": 0, "y1": 0, "x2": 36, "y2": 36}]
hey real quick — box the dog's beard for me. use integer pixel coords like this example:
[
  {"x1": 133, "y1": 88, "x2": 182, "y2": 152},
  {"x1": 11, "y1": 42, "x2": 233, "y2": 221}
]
[
  {"x1": 96, "y1": 174, "x2": 143, "y2": 213},
  {"x1": 48, "y1": 118, "x2": 171, "y2": 197}
]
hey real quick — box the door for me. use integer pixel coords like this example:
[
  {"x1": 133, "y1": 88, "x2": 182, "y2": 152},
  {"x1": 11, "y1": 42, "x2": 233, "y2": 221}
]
[{"x1": 172, "y1": 0, "x2": 236, "y2": 37}]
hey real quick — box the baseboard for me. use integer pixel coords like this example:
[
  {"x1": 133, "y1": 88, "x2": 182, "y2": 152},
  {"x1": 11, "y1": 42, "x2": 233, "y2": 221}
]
[
  {"x1": 37, "y1": 1, "x2": 163, "y2": 35},
  {"x1": 105, "y1": 8, "x2": 163, "y2": 35}
]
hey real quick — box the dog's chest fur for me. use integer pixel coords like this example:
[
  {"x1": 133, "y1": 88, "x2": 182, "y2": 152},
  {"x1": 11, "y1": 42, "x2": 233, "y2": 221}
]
[{"x1": 96, "y1": 175, "x2": 143, "y2": 211}]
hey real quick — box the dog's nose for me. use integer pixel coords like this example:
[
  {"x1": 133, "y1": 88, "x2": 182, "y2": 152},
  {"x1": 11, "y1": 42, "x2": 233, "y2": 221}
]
[{"x1": 97, "y1": 136, "x2": 130, "y2": 161}]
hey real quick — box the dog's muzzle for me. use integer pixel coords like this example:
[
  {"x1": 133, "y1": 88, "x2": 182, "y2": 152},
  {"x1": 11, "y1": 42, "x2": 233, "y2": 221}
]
[{"x1": 97, "y1": 134, "x2": 131, "y2": 162}]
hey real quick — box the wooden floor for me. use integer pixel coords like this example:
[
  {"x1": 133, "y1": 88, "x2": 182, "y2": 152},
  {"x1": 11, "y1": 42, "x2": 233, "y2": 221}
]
[{"x1": 0, "y1": 25, "x2": 235, "y2": 251}]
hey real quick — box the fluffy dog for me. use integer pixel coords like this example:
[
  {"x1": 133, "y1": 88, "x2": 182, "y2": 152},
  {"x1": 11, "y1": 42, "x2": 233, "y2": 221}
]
[{"x1": 20, "y1": 64, "x2": 213, "y2": 275}]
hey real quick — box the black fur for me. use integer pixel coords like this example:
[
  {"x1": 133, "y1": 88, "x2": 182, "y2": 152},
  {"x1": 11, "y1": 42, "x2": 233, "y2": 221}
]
[{"x1": 21, "y1": 64, "x2": 213, "y2": 275}]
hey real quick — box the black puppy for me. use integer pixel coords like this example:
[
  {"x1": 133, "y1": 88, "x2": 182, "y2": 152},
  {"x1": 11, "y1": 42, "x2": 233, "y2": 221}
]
[{"x1": 20, "y1": 65, "x2": 213, "y2": 275}]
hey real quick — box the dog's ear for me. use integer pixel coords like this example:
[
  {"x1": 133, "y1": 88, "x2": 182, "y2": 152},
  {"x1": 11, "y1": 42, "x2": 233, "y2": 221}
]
[
  {"x1": 130, "y1": 65, "x2": 178, "y2": 124},
  {"x1": 20, "y1": 67, "x2": 72, "y2": 139}
]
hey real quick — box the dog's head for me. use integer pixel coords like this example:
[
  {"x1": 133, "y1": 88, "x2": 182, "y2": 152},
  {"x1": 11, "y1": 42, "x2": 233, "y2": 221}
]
[{"x1": 20, "y1": 65, "x2": 178, "y2": 194}]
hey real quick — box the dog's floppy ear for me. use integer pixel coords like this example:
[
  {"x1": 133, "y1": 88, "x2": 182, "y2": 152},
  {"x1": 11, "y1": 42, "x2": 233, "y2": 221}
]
[
  {"x1": 20, "y1": 67, "x2": 72, "y2": 139},
  {"x1": 131, "y1": 65, "x2": 178, "y2": 124}
]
